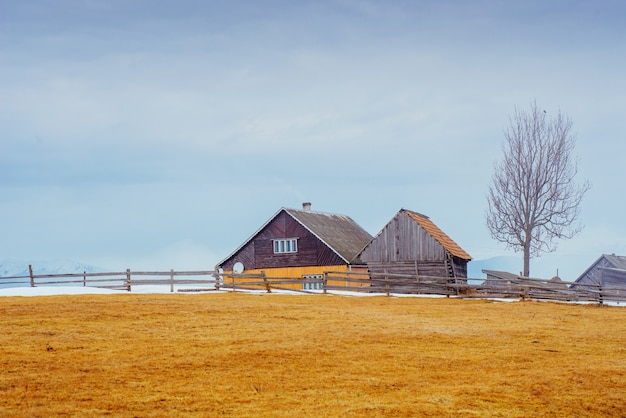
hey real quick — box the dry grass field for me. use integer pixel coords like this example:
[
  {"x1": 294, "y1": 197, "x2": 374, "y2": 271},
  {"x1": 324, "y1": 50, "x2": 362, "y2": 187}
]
[{"x1": 1, "y1": 292, "x2": 626, "y2": 417}]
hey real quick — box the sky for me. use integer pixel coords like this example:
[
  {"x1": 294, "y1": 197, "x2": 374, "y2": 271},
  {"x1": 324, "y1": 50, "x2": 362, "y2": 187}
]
[{"x1": 1, "y1": 0, "x2": 625, "y2": 280}]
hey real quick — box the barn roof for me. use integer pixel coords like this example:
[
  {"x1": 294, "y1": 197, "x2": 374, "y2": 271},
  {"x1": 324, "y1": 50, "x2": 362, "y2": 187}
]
[
  {"x1": 217, "y1": 206, "x2": 373, "y2": 267},
  {"x1": 404, "y1": 209, "x2": 472, "y2": 260},
  {"x1": 481, "y1": 269, "x2": 546, "y2": 281},
  {"x1": 284, "y1": 208, "x2": 373, "y2": 264},
  {"x1": 602, "y1": 254, "x2": 626, "y2": 270}
]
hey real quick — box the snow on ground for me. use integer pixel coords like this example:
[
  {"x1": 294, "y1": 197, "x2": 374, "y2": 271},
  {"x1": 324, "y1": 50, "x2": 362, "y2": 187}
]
[
  {"x1": 0, "y1": 286, "x2": 622, "y2": 306},
  {"x1": 0, "y1": 286, "x2": 125, "y2": 297},
  {"x1": 0, "y1": 285, "x2": 212, "y2": 297}
]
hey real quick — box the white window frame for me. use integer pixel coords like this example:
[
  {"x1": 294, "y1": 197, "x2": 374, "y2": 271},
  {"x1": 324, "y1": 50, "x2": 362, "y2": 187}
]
[
  {"x1": 302, "y1": 274, "x2": 324, "y2": 290},
  {"x1": 273, "y1": 238, "x2": 298, "y2": 254}
]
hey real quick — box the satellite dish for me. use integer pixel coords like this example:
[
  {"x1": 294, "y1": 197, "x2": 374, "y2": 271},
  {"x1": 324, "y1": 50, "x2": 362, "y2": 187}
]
[{"x1": 233, "y1": 262, "x2": 244, "y2": 274}]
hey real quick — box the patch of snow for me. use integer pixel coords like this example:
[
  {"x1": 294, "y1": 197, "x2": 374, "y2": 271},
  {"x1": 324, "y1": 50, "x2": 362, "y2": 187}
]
[
  {"x1": 0, "y1": 284, "x2": 622, "y2": 307},
  {"x1": 0, "y1": 285, "x2": 219, "y2": 297},
  {"x1": 0, "y1": 286, "x2": 124, "y2": 297}
]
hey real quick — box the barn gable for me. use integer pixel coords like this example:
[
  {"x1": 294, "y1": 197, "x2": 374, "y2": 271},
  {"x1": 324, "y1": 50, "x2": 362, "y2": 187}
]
[
  {"x1": 217, "y1": 205, "x2": 372, "y2": 272},
  {"x1": 359, "y1": 209, "x2": 471, "y2": 278}
]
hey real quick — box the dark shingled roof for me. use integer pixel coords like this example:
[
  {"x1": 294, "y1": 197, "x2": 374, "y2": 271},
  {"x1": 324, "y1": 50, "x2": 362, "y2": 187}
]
[{"x1": 284, "y1": 208, "x2": 373, "y2": 264}]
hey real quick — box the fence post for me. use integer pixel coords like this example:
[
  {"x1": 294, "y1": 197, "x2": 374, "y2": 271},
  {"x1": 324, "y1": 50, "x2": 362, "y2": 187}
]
[
  {"x1": 213, "y1": 271, "x2": 221, "y2": 291},
  {"x1": 598, "y1": 283, "x2": 604, "y2": 306},
  {"x1": 323, "y1": 272, "x2": 328, "y2": 294},
  {"x1": 520, "y1": 279, "x2": 528, "y2": 301},
  {"x1": 125, "y1": 269, "x2": 131, "y2": 292},
  {"x1": 261, "y1": 271, "x2": 271, "y2": 293},
  {"x1": 83, "y1": 271, "x2": 86, "y2": 287},
  {"x1": 29, "y1": 265, "x2": 35, "y2": 287},
  {"x1": 170, "y1": 269, "x2": 175, "y2": 293}
]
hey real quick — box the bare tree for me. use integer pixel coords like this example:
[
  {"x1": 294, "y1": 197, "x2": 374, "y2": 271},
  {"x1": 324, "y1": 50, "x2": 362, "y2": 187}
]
[{"x1": 485, "y1": 102, "x2": 590, "y2": 277}]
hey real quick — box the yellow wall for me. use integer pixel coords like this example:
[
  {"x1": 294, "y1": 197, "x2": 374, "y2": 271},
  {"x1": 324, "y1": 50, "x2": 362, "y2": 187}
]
[{"x1": 220, "y1": 265, "x2": 370, "y2": 291}]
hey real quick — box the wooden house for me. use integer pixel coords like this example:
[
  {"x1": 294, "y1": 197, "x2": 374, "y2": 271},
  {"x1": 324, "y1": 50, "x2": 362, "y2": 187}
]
[
  {"x1": 358, "y1": 209, "x2": 472, "y2": 279},
  {"x1": 216, "y1": 203, "x2": 373, "y2": 289}
]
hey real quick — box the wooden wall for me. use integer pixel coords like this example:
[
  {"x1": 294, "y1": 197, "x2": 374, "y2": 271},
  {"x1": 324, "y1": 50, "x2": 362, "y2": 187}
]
[
  {"x1": 367, "y1": 261, "x2": 448, "y2": 278},
  {"x1": 452, "y1": 256, "x2": 468, "y2": 278}
]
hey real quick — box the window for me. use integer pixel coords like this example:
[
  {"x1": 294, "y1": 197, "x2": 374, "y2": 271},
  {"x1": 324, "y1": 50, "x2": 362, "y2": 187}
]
[
  {"x1": 273, "y1": 238, "x2": 298, "y2": 254},
  {"x1": 302, "y1": 274, "x2": 324, "y2": 290}
]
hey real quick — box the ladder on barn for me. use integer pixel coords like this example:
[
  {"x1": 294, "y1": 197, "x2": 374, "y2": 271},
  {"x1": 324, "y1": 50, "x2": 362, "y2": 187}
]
[
  {"x1": 445, "y1": 254, "x2": 456, "y2": 278},
  {"x1": 445, "y1": 254, "x2": 459, "y2": 296}
]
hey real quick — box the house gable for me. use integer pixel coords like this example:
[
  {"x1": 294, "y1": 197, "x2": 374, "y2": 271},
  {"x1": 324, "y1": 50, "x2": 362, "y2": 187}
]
[{"x1": 217, "y1": 207, "x2": 372, "y2": 271}]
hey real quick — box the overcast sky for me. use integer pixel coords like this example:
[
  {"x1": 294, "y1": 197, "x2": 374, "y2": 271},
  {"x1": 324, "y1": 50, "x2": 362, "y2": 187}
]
[{"x1": 2, "y1": 0, "x2": 625, "y2": 280}]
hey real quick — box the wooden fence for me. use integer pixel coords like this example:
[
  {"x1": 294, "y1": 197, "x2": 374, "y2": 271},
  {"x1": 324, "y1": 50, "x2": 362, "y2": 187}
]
[
  {"x1": 1, "y1": 266, "x2": 625, "y2": 305},
  {"x1": 0, "y1": 266, "x2": 220, "y2": 292},
  {"x1": 467, "y1": 275, "x2": 626, "y2": 305}
]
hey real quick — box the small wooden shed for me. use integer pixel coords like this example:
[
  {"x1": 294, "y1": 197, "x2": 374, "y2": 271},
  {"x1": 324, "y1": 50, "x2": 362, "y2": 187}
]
[
  {"x1": 216, "y1": 203, "x2": 373, "y2": 288},
  {"x1": 572, "y1": 254, "x2": 626, "y2": 289},
  {"x1": 358, "y1": 209, "x2": 472, "y2": 279}
]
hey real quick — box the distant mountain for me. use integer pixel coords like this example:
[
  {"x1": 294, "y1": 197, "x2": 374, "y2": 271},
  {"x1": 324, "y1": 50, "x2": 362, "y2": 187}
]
[
  {"x1": 467, "y1": 256, "x2": 522, "y2": 279},
  {"x1": 0, "y1": 259, "x2": 106, "y2": 278},
  {"x1": 467, "y1": 255, "x2": 578, "y2": 282}
]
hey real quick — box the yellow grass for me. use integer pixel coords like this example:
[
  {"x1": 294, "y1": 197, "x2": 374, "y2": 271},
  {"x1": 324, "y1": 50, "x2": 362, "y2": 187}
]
[{"x1": 1, "y1": 292, "x2": 625, "y2": 417}]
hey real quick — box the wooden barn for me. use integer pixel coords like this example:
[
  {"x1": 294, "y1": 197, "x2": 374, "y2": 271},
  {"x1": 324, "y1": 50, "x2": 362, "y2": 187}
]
[
  {"x1": 358, "y1": 209, "x2": 472, "y2": 279},
  {"x1": 216, "y1": 203, "x2": 373, "y2": 289},
  {"x1": 572, "y1": 254, "x2": 626, "y2": 295}
]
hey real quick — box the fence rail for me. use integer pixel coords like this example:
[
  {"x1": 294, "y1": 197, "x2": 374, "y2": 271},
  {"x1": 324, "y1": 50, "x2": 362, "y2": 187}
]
[{"x1": 2, "y1": 265, "x2": 625, "y2": 304}]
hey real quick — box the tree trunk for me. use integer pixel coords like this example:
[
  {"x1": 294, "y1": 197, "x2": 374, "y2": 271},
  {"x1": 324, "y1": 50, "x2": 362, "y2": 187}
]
[{"x1": 523, "y1": 242, "x2": 530, "y2": 277}]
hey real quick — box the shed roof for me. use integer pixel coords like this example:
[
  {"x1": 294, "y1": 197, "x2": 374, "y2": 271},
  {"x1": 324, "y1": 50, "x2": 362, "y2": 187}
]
[
  {"x1": 404, "y1": 209, "x2": 472, "y2": 260},
  {"x1": 482, "y1": 269, "x2": 520, "y2": 282}
]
